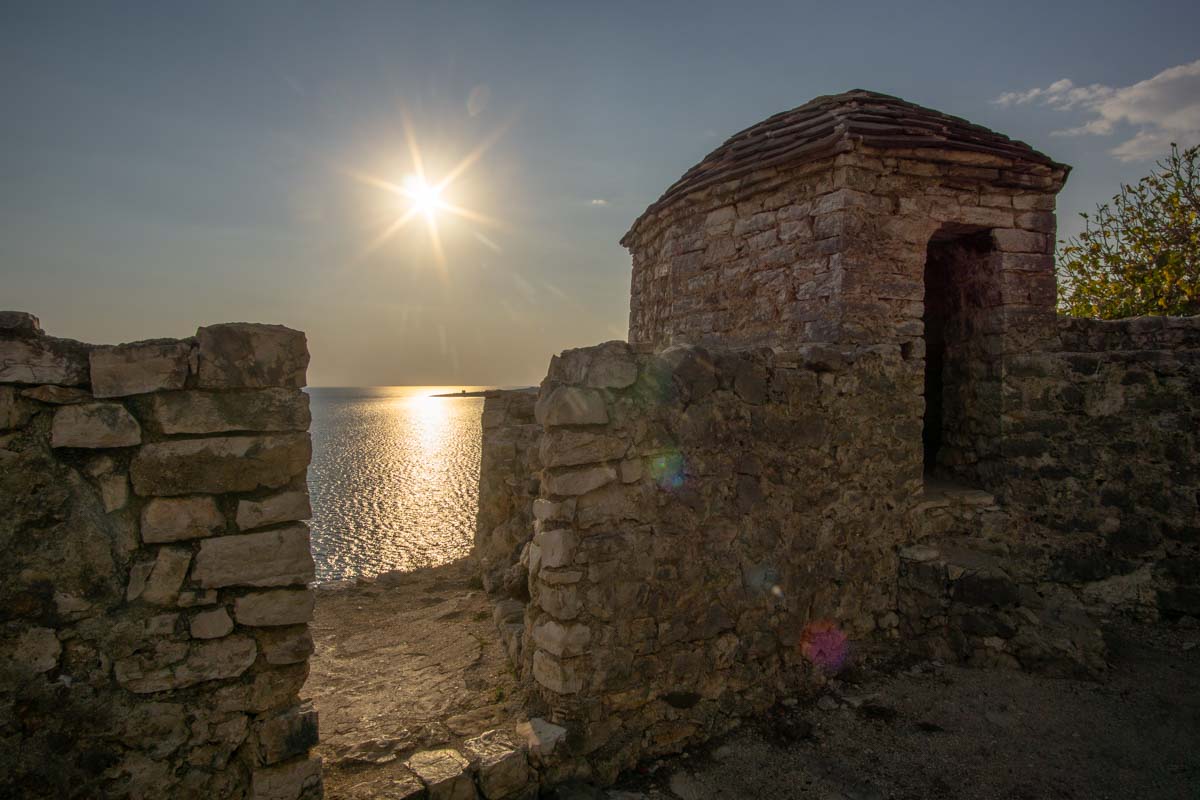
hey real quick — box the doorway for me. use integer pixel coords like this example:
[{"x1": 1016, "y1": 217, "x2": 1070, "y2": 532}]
[{"x1": 922, "y1": 228, "x2": 997, "y2": 483}]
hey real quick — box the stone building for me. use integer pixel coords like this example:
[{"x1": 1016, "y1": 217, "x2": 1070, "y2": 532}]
[{"x1": 477, "y1": 90, "x2": 1200, "y2": 782}]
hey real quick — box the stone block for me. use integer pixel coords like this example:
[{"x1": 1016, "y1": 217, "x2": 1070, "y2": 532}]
[
  {"x1": 141, "y1": 546, "x2": 192, "y2": 605},
  {"x1": 130, "y1": 433, "x2": 311, "y2": 496},
  {"x1": 0, "y1": 310, "x2": 42, "y2": 333},
  {"x1": 99, "y1": 473, "x2": 129, "y2": 512},
  {"x1": 257, "y1": 703, "x2": 319, "y2": 765},
  {"x1": 197, "y1": 323, "x2": 308, "y2": 389},
  {"x1": 462, "y1": 730, "x2": 532, "y2": 800},
  {"x1": 514, "y1": 718, "x2": 566, "y2": 762},
  {"x1": 538, "y1": 584, "x2": 582, "y2": 620},
  {"x1": 534, "y1": 529, "x2": 577, "y2": 568},
  {"x1": 237, "y1": 490, "x2": 312, "y2": 531},
  {"x1": 0, "y1": 386, "x2": 35, "y2": 430},
  {"x1": 542, "y1": 465, "x2": 615, "y2": 496},
  {"x1": 531, "y1": 619, "x2": 591, "y2": 657},
  {"x1": 539, "y1": 428, "x2": 627, "y2": 468},
  {"x1": 406, "y1": 748, "x2": 476, "y2": 800},
  {"x1": 258, "y1": 627, "x2": 314, "y2": 665},
  {"x1": 585, "y1": 345, "x2": 638, "y2": 389},
  {"x1": 191, "y1": 607, "x2": 234, "y2": 639},
  {"x1": 51, "y1": 402, "x2": 142, "y2": 448},
  {"x1": 0, "y1": 335, "x2": 89, "y2": 385},
  {"x1": 148, "y1": 388, "x2": 311, "y2": 435},
  {"x1": 116, "y1": 635, "x2": 257, "y2": 694},
  {"x1": 10, "y1": 627, "x2": 61, "y2": 673},
  {"x1": 235, "y1": 589, "x2": 315, "y2": 626},
  {"x1": 142, "y1": 496, "x2": 225, "y2": 543},
  {"x1": 20, "y1": 384, "x2": 91, "y2": 404},
  {"x1": 534, "y1": 385, "x2": 608, "y2": 427},
  {"x1": 90, "y1": 340, "x2": 191, "y2": 397},
  {"x1": 251, "y1": 756, "x2": 322, "y2": 800},
  {"x1": 193, "y1": 526, "x2": 314, "y2": 588}
]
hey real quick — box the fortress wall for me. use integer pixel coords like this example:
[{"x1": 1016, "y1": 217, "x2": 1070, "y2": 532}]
[
  {"x1": 475, "y1": 389, "x2": 542, "y2": 665},
  {"x1": 0, "y1": 311, "x2": 319, "y2": 800},
  {"x1": 1000, "y1": 315, "x2": 1200, "y2": 619},
  {"x1": 522, "y1": 339, "x2": 920, "y2": 781}
]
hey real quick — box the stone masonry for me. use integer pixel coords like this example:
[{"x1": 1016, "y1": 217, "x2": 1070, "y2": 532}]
[
  {"x1": 475, "y1": 90, "x2": 1200, "y2": 784},
  {"x1": 0, "y1": 312, "x2": 319, "y2": 800}
]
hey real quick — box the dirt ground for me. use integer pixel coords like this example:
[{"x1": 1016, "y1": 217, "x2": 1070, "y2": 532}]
[
  {"x1": 602, "y1": 620, "x2": 1200, "y2": 800},
  {"x1": 306, "y1": 558, "x2": 528, "y2": 799},
  {"x1": 307, "y1": 565, "x2": 1200, "y2": 800}
]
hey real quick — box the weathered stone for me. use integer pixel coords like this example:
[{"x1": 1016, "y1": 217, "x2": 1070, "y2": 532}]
[
  {"x1": 141, "y1": 496, "x2": 225, "y2": 543},
  {"x1": 193, "y1": 526, "x2": 314, "y2": 588},
  {"x1": 539, "y1": 428, "x2": 627, "y2": 468},
  {"x1": 534, "y1": 529, "x2": 578, "y2": 568},
  {"x1": 538, "y1": 584, "x2": 582, "y2": 620},
  {"x1": 19, "y1": 384, "x2": 91, "y2": 404},
  {"x1": 257, "y1": 703, "x2": 319, "y2": 765},
  {"x1": 543, "y1": 465, "x2": 615, "y2": 496},
  {"x1": 51, "y1": 402, "x2": 142, "y2": 448},
  {"x1": 585, "y1": 345, "x2": 639, "y2": 389},
  {"x1": 174, "y1": 636, "x2": 258, "y2": 688},
  {"x1": 462, "y1": 730, "x2": 532, "y2": 800},
  {"x1": 406, "y1": 748, "x2": 476, "y2": 800},
  {"x1": 236, "y1": 490, "x2": 312, "y2": 531},
  {"x1": 190, "y1": 607, "x2": 234, "y2": 639},
  {"x1": 10, "y1": 627, "x2": 61, "y2": 673},
  {"x1": 0, "y1": 335, "x2": 89, "y2": 385},
  {"x1": 0, "y1": 310, "x2": 42, "y2": 333},
  {"x1": 116, "y1": 636, "x2": 257, "y2": 694},
  {"x1": 258, "y1": 627, "x2": 315, "y2": 665},
  {"x1": 197, "y1": 323, "x2": 309, "y2": 389},
  {"x1": 0, "y1": 386, "x2": 35, "y2": 430},
  {"x1": 98, "y1": 473, "x2": 129, "y2": 512},
  {"x1": 535, "y1": 385, "x2": 609, "y2": 427},
  {"x1": 234, "y1": 589, "x2": 315, "y2": 626},
  {"x1": 515, "y1": 718, "x2": 566, "y2": 761},
  {"x1": 532, "y1": 619, "x2": 592, "y2": 657},
  {"x1": 130, "y1": 433, "x2": 310, "y2": 496},
  {"x1": 90, "y1": 340, "x2": 191, "y2": 397},
  {"x1": 251, "y1": 755, "x2": 322, "y2": 800},
  {"x1": 149, "y1": 388, "x2": 311, "y2": 434},
  {"x1": 141, "y1": 546, "x2": 192, "y2": 605}
]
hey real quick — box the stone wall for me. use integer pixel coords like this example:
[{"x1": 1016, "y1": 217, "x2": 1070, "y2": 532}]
[
  {"x1": 625, "y1": 149, "x2": 1064, "y2": 359},
  {"x1": 1001, "y1": 315, "x2": 1200, "y2": 619},
  {"x1": 0, "y1": 311, "x2": 320, "y2": 800},
  {"x1": 520, "y1": 339, "x2": 920, "y2": 782}
]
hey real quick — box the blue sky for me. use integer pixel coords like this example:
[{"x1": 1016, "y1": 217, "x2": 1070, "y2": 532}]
[{"x1": 3, "y1": 1, "x2": 1198, "y2": 385}]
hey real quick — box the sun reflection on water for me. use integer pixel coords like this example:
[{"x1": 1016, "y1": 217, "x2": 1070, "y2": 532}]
[{"x1": 306, "y1": 386, "x2": 490, "y2": 582}]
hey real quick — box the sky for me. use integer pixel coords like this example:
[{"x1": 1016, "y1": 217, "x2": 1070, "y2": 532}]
[{"x1": 3, "y1": 1, "x2": 1198, "y2": 387}]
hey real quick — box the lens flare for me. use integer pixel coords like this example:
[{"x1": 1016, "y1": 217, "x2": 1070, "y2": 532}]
[
  {"x1": 799, "y1": 620, "x2": 849, "y2": 673},
  {"x1": 649, "y1": 451, "x2": 685, "y2": 489}
]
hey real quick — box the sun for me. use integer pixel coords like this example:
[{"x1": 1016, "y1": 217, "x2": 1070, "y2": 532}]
[
  {"x1": 349, "y1": 114, "x2": 512, "y2": 273},
  {"x1": 403, "y1": 175, "x2": 444, "y2": 218}
]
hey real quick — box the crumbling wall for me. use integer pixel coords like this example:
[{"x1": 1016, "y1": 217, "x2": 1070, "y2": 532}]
[
  {"x1": 1001, "y1": 315, "x2": 1200, "y2": 619},
  {"x1": 522, "y1": 339, "x2": 920, "y2": 781},
  {"x1": 0, "y1": 311, "x2": 320, "y2": 800}
]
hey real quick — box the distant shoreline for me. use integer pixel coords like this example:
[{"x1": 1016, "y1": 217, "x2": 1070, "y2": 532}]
[{"x1": 431, "y1": 387, "x2": 535, "y2": 398}]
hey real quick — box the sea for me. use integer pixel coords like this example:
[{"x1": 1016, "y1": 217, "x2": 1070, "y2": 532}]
[{"x1": 305, "y1": 386, "x2": 494, "y2": 583}]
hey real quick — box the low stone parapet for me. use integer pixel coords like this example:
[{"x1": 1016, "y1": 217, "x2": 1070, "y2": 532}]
[{"x1": 0, "y1": 311, "x2": 319, "y2": 799}]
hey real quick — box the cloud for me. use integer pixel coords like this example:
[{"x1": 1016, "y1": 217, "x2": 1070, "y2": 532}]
[
  {"x1": 993, "y1": 60, "x2": 1200, "y2": 161},
  {"x1": 589, "y1": 198, "x2": 609, "y2": 206}
]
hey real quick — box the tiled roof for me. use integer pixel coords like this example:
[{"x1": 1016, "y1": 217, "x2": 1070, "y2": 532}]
[{"x1": 622, "y1": 89, "x2": 1068, "y2": 245}]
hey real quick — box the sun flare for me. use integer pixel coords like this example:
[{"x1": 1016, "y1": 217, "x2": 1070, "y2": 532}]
[{"x1": 349, "y1": 114, "x2": 513, "y2": 273}]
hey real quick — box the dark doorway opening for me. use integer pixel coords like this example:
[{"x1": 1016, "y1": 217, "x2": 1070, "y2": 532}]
[{"x1": 922, "y1": 228, "x2": 995, "y2": 480}]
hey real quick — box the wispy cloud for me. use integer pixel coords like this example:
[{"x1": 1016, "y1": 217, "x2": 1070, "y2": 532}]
[
  {"x1": 589, "y1": 198, "x2": 609, "y2": 206},
  {"x1": 993, "y1": 60, "x2": 1200, "y2": 161}
]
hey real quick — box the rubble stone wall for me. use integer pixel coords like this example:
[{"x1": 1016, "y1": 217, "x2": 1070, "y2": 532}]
[
  {"x1": 522, "y1": 339, "x2": 922, "y2": 781},
  {"x1": 0, "y1": 311, "x2": 320, "y2": 800},
  {"x1": 1000, "y1": 315, "x2": 1200, "y2": 619}
]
